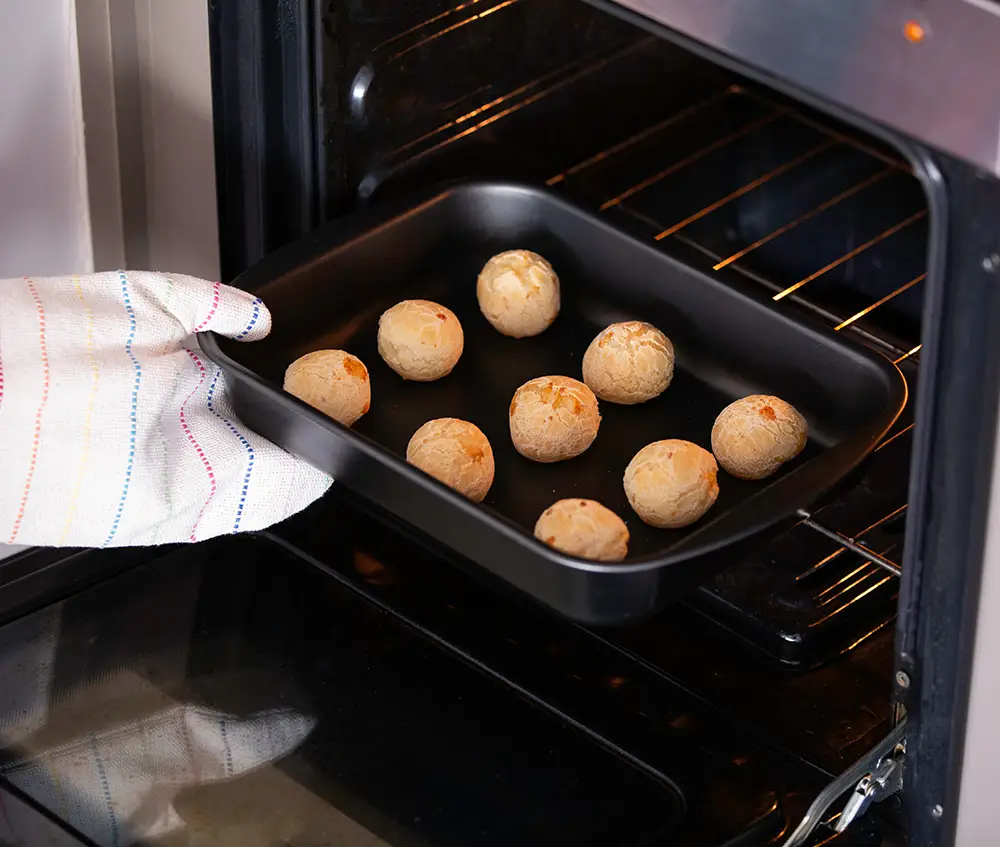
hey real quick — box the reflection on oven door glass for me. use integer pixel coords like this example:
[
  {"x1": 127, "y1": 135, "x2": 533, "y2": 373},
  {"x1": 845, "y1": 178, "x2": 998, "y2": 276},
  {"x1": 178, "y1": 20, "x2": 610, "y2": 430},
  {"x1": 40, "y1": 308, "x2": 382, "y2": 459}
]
[
  {"x1": 0, "y1": 536, "x2": 680, "y2": 847},
  {"x1": 0, "y1": 566, "x2": 322, "y2": 846}
]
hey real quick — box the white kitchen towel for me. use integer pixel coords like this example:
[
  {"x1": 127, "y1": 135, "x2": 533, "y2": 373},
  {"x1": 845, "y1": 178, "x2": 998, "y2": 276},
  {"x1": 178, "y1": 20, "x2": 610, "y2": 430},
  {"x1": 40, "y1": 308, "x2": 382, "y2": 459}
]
[{"x1": 0, "y1": 271, "x2": 332, "y2": 548}]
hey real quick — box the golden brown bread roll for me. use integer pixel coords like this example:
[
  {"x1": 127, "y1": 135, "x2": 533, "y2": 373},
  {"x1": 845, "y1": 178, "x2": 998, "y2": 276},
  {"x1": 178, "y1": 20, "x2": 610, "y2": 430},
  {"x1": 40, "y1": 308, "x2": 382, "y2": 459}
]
[
  {"x1": 477, "y1": 249, "x2": 560, "y2": 338},
  {"x1": 711, "y1": 394, "x2": 808, "y2": 480},
  {"x1": 534, "y1": 498, "x2": 629, "y2": 562},
  {"x1": 406, "y1": 418, "x2": 495, "y2": 502},
  {"x1": 582, "y1": 320, "x2": 674, "y2": 404},
  {"x1": 377, "y1": 299, "x2": 464, "y2": 381},
  {"x1": 283, "y1": 349, "x2": 371, "y2": 427},
  {"x1": 623, "y1": 439, "x2": 719, "y2": 529},
  {"x1": 509, "y1": 376, "x2": 601, "y2": 463}
]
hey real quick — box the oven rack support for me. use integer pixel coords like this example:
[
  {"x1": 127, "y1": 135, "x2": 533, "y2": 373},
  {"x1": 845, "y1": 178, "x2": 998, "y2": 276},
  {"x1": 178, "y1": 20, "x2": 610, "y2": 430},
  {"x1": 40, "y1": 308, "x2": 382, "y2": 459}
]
[
  {"x1": 781, "y1": 717, "x2": 907, "y2": 847},
  {"x1": 796, "y1": 509, "x2": 902, "y2": 578}
]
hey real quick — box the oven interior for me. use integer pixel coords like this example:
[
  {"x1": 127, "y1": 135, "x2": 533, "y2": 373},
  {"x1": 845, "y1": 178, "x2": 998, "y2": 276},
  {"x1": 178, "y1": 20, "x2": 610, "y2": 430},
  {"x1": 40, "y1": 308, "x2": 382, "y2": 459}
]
[
  {"x1": 0, "y1": 1, "x2": 933, "y2": 845},
  {"x1": 297, "y1": 0, "x2": 924, "y2": 669}
]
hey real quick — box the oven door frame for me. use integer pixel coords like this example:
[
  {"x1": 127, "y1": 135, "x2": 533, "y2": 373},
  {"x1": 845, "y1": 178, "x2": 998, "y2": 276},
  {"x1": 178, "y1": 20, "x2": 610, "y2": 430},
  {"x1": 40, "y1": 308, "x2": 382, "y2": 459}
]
[{"x1": 206, "y1": 1, "x2": 1000, "y2": 842}]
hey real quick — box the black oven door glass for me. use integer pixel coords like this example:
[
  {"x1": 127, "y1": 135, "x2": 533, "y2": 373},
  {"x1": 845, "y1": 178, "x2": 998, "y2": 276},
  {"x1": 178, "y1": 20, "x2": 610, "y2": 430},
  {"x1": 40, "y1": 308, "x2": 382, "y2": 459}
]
[{"x1": 0, "y1": 535, "x2": 683, "y2": 847}]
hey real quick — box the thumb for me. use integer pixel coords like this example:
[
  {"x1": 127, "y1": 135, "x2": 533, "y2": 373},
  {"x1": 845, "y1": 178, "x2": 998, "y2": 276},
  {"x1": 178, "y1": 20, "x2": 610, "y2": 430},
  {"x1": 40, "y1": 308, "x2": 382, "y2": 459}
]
[
  {"x1": 204, "y1": 282, "x2": 272, "y2": 342},
  {"x1": 141, "y1": 272, "x2": 272, "y2": 341}
]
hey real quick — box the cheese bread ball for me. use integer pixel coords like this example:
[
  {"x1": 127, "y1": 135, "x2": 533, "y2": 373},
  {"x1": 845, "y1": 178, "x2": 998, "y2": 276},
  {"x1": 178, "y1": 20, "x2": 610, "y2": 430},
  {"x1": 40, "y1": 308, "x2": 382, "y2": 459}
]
[
  {"x1": 378, "y1": 299, "x2": 464, "y2": 381},
  {"x1": 534, "y1": 498, "x2": 629, "y2": 562},
  {"x1": 623, "y1": 440, "x2": 719, "y2": 529},
  {"x1": 283, "y1": 349, "x2": 371, "y2": 427},
  {"x1": 711, "y1": 394, "x2": 808, "y2": 480},
  {"x1": 509, "y1": 376, "x2": 601, "y2": 463},
  {"x1": 477, "y1": 249, "x2": 560, "y2": 338},
  {"x1": 582, "y1": 321, "x2": 674, "y2": 404},
  {"x1": 406, "y1": 418, "x2": 495, "y2": 502}
]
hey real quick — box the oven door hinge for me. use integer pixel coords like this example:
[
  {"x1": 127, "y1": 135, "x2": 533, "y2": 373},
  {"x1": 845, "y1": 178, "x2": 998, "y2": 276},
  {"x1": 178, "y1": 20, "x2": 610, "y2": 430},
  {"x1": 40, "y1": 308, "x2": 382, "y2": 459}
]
[
  {"x1": 834, "y1": 744, "x2": 905, "y2": 832},
  {"x1": 781, "y1": 717, "x2": 907, "y2": 847}
]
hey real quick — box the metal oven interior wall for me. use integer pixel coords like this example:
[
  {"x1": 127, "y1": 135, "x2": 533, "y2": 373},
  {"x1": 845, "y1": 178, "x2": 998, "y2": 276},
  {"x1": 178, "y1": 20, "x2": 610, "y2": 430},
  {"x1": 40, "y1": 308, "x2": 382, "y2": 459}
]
[{"x1": 208, "y1": 0, "x2": 1000, "y2": 843}]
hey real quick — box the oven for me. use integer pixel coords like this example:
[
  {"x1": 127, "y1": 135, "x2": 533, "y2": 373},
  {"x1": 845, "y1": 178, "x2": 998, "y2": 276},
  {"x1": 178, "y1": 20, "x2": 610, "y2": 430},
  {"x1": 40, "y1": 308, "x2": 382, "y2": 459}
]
[{"x1": 2, "y1": 1, "x2": 1000, "y2": 845}]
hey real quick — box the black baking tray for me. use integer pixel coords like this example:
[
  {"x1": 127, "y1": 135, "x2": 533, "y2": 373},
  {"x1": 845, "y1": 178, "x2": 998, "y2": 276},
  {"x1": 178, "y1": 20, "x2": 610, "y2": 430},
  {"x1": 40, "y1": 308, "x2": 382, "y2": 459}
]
[{"x1": 201, "y1": 182, "x2": 907, "y2": 625}]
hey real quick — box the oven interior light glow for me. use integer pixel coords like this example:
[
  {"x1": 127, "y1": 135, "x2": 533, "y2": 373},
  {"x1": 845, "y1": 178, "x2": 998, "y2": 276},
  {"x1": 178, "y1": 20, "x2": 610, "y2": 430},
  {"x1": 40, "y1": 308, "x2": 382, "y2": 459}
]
[{"x1": 903, "y1": 19, "x2": 926, "y2": 43}]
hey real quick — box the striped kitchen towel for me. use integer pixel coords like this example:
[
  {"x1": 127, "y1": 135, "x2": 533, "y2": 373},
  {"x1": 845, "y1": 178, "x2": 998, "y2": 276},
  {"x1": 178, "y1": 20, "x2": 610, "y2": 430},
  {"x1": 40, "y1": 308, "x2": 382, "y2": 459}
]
[{"x1": 0, "y1": 272, "x2": 332, "y2": 548}]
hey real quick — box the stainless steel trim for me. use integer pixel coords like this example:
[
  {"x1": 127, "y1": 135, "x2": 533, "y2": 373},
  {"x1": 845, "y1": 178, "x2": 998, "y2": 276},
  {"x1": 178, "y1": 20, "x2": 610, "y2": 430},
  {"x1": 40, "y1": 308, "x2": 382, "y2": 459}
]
[
  {"x1": 963, "y1": 0, "x2": 1000, "y2": 20},
  {"x1": 602, "y1": 0, "x2": 1000, "y2": 176}
]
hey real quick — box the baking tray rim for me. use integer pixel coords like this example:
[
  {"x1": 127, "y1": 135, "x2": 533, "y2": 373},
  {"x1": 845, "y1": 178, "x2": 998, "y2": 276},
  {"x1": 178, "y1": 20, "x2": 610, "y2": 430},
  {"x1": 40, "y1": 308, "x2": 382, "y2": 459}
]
[{"x1": 201, "y1": 179, "x2": 909, "y2": 575}]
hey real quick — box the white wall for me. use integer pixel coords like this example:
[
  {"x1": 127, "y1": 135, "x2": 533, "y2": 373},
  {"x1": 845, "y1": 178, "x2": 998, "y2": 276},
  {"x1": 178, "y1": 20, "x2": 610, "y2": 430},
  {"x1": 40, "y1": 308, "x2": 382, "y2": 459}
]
[
  {"x1": 956, "y1": 413, "x2": 1000, "y2": 843},
  {"x1": 0, "y1": 0, "x2": 93, "y2": 278},
  {"x1": 0, "y1": 0, "x2": 219, "y2": 281},
  {"x1": 0, "y1": 0, "x2": 92, "y2": 561},
  {"x1": 76, "y1": 0, "x2": 220, "y2": 280},
  {"x1": 133, "y1": 0, "x2": 220, "y2": 280}
]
